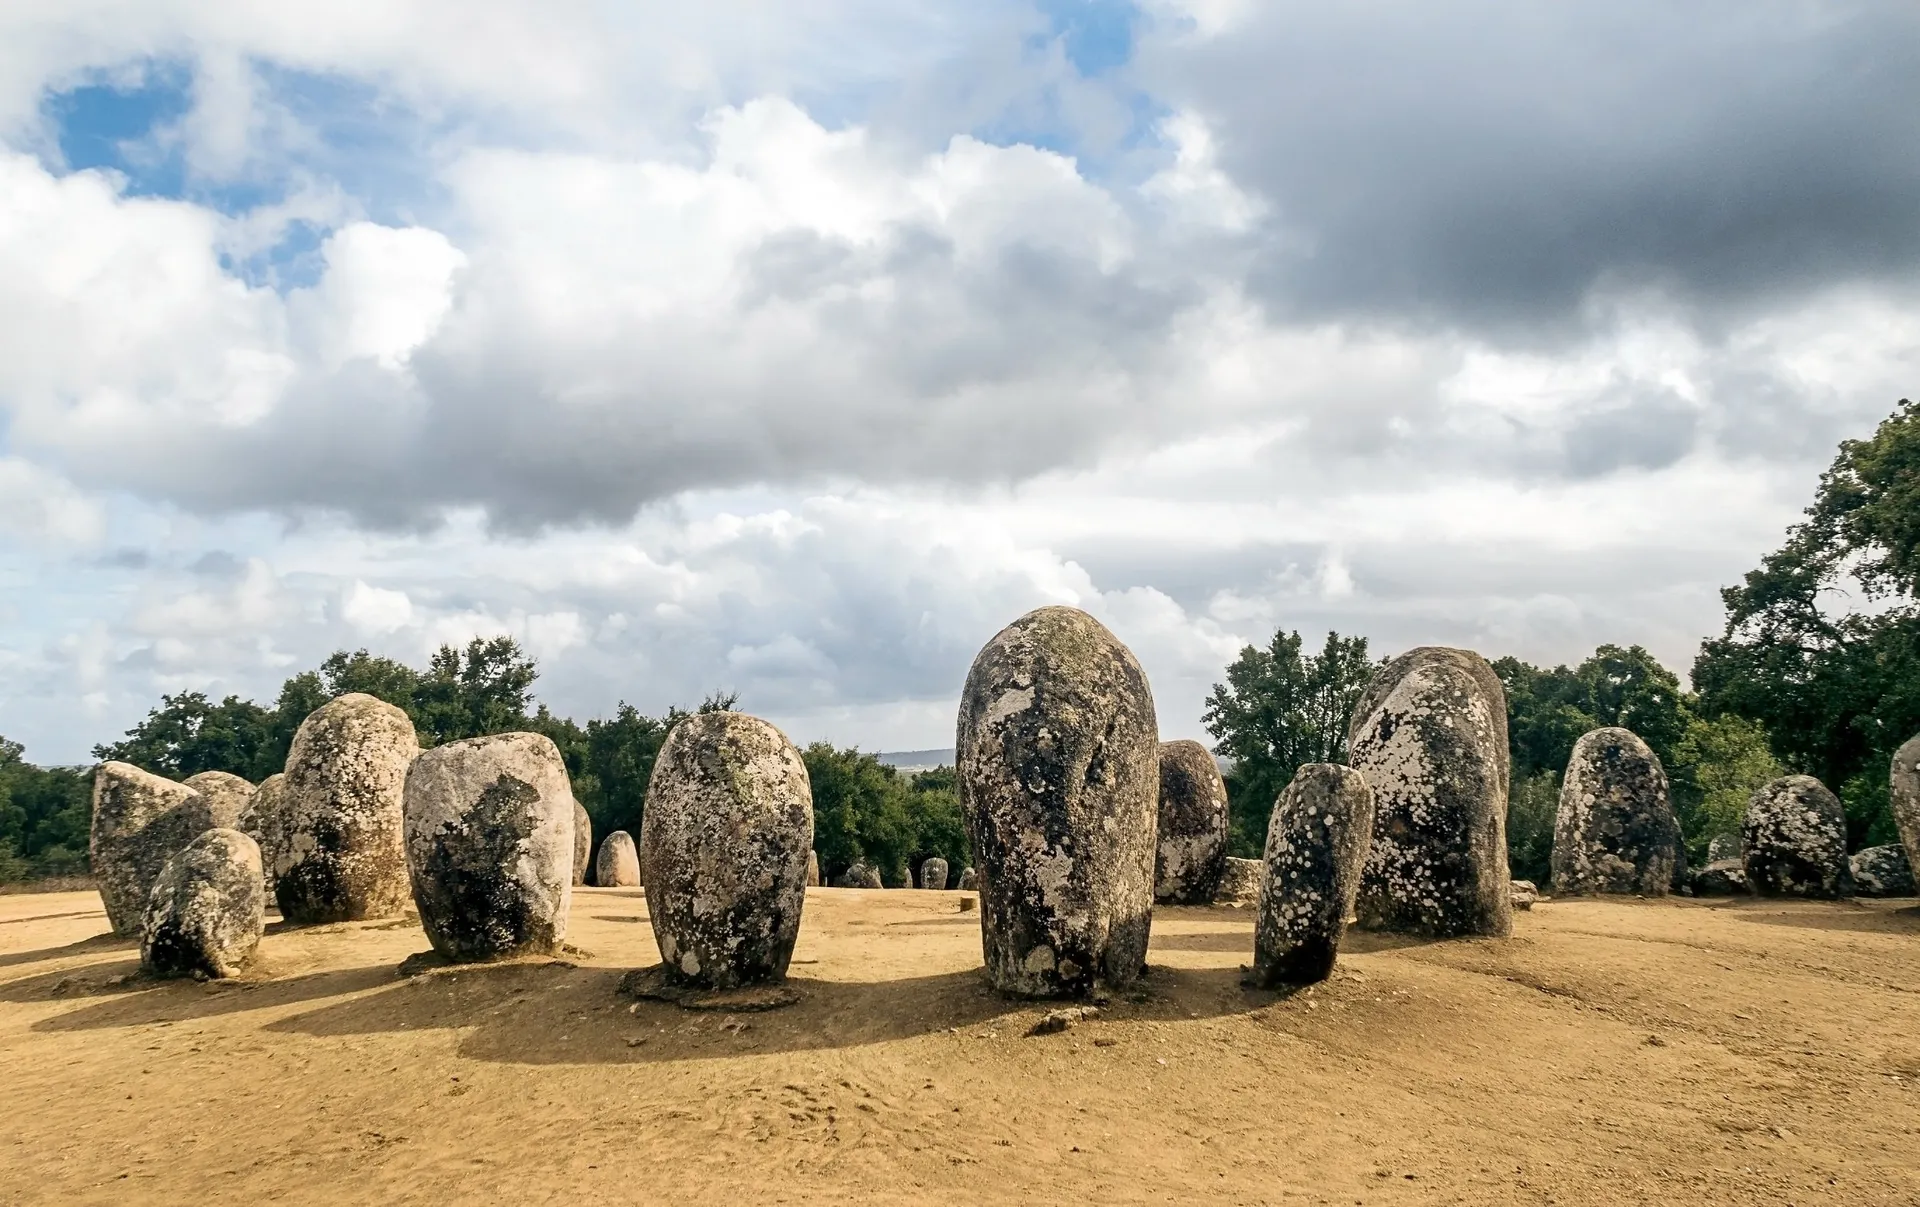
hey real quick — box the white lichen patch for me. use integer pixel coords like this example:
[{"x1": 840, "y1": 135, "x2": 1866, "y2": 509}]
[
  {"x1": 1550, "y1": 727, "x2": 1681, "y2": 896},
  {"x1": 1743, "y1": 775, "x2": 1850, "y2": 899}
]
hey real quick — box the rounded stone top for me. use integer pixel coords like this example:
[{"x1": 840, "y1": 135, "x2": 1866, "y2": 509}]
[
  {"x1": 404, "y1": 731, "x2": 569, "y2": 828},
  {"x1": 1570, "y1": 726, "x2": 1656, "y2": 762},
  {"x1": 1345, "y1": 646, "x2": 1509, "y2": 779},
  {"x1": 184, "y1": 771, "x2": 256, "y2": 830},
  {"x1": 960, "y1": 606, "x2": 1157, "y2": 764},
  {"x1": 295, "y1": 692, "x2": 419, "y2": 743}
]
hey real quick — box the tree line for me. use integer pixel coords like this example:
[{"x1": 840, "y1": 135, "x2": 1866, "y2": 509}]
[{"x1": 6, "y1": 398, "x2": 1917, "y2": 891}]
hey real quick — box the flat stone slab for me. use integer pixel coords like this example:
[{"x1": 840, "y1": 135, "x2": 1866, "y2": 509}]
[{"x1": 616, "y1": 965, "x2": 801, "y2": 1012}]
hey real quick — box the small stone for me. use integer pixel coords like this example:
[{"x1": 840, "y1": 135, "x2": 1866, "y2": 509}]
[
  {"x1": 920, "y1": 856, "x2": 950, "y2": 890},
  {"x1": 1689, "y1": 859, "x2": 1751, "y2": 896},
  {"x1": 958, "y1": 606, "x2": 1158, "y2": 999},
  {"x1": 1510, "y1": 880, "x2": 1539, "y2": 911},
  {"x1": 957, "y1": 866, "x2": 978, "y2": 891},
  {"x1": 1742, "y1": 775, "x2": 1850, "y2": 899},
  {"x1": 182, "y1": 771, "x2": 255, "y2": 831},
  {"x1": 572, "y1": 800, "x2": 592, "y2": 886},
  {"x1": 1248, "y1": 764, "x2": 1374, "y2": 988},
  {"x1": 1706, "y1": 833, "x2": 1741, "y2": 864},
  {"x1": 91, "y1": 762, "x2": 215, "y2": 937},
  {"x1": 140, "y1": 828, "x2": 265, "y2": 979},
  {"x1": 640, "y1": 712, "x2": 813, "y2": 990},
  {"x1": 1551, "y1": 727, "x2": 1683, "y2": 896},
  {"x1": 1027, "y1": 1009, "x2": 1080, "y2": 1036},
  {"x1": 1154, "y1": 739, "x2": 1229, "y2": 905},
  {"x1": 596, "y1": 831, "x2": 641, "y2": 887},
  {"x1": 958, "y1": 897, "x2": 976, "y2": 913},
  {"x1": 835, "y1": 861, "x2": 883, "y2": 888},
  {"x1": 277, "y1": 694, "x2": 421, "y2": 924},
  {"x1": 1848, "y1": 844, "x2": 1915, "y2": 897},
  {"x1": 1214, "y1": 856, "x2": 1263, "y2": 906},
  {"x1": 403, "y1": 732, "x2": 576, "y2": 962},
  {"x1": 806, "y1": 850, "x2": 820, "y2": 887},
  {"x1": 1347, "y1": 647, "x2": 1512, "y2": 938}
]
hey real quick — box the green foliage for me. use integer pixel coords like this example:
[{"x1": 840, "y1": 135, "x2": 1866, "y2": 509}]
[
  {"x1": 1668, "y1": 714, "x2": 1783, "y2": 861},
  {"x1": 801, "y1": 744, "x2": 968, "y2": 885},
  {"x1": 1506, "y1": 770, "x2": 1559, "y2": 887},
  {"x1": 0, "y1": 738, "x2": 93, "y2": 883},
  {"x1": 1694, "y1": 398, "x2": 1920, "y2": 847},
  {"x1": 90, "y1": 692, "x2": 278, "y2": 780},
  {"x1": 1203, "y1": 629, "x2": 1377, "y2": 856}
]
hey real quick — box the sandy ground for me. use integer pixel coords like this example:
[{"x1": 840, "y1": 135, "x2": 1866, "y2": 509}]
[{"x1": 1, "y1": 887, "x2": 1917, "y2": 1205}]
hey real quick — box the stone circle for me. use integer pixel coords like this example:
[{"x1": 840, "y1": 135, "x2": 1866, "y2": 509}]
[
  {"x1": 1346, "y1": 646, "x2": 1512, "y2": 938},
  {"x1": 403, "y1": 732, "x2": 576, "y2": 962},
  {"x1": 957, "y1": 606, "x2": 1159, "y2": 998},
  {"x1": 277, "y1": 693, "x2": 421, "y2": 924},
  {"x1": 1248, "y1": 763, "x2": 1375, "y2": 987},
  {"x1": 640, "y1": 711, "x2": 813, "y2": 990},
  {"x1": 1154, "y1": 739, "x2": 1229, "y2": 905}
]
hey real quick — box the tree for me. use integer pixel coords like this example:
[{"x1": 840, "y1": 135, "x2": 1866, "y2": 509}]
[
  {"x1": 0, "y1": 737, "x2": 93, "y2": 882},
  {"x1": 1203, "y1": 629, "x2": 1376, "y2": 856},
  {"x1": 801, "y1": 745, "x2": 969, "y2": 885},
  {"x1": 1694, "y1": 398, "x2": 1920, "y2": 847},
  {"x1": 91, "y1": 692, "x2": 276, "y2": 780},
  {"x1": 411, "y1": 637, "x2": 538, "y2": 746}
]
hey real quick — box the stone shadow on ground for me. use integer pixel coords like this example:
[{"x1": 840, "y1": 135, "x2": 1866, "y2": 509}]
[
  {"x1": 257, "y1": 960, "x2": 1272, "y2": 1066},
  {"x1": 1728, "y1": 902, "x2": 1920, "y2": 935},
  {"x1": 0, "y1": 931, "x2": 135, "y2": 971},
  {"x1": 22, "y1": 963, "x2": 400, "y2": 1026}
]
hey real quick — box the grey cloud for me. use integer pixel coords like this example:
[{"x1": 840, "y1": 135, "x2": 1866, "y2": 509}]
[{"x1": 1141, "y1": 1, "x2": 1920, "y2": 337}]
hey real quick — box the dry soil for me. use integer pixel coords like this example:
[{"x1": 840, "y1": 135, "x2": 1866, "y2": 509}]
[{"x1": 1, "y1": 887, "x2": 1917, "y2": 1204}]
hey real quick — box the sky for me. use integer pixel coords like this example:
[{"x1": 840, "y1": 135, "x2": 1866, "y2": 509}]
[{"x1": 1, "y1": 1, "x2": 1917, "y2": 765}]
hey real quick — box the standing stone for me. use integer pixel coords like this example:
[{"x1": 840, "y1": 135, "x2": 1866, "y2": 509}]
[
  {"x1": 1550, "y1": 728, "x2": 1683, "y2": 896},
  {"x1": 236, "y1": 773, "x2": 287, "y2": 902},
  {"x1": 1890, "y1": 734, "x2": 1920, "y2": 888},
  {"x1": 1742, "y1": 775, "x2": 1851, "y2": 899},
  {"x1": 1707, "y1": 833, "x2": 1741, "y2": 864},
  {"x1": 920, "y1": 857, "x2": 950, "y2": 890},
  {"x1": 1849, "y1": 844, "x2": 1915, "y2": 897},
  {"x1": 957, "y1": 866, "x2": 978, "y2": 890},
  {"x1": 1214, "y1": 856, "x2": 1264, "y2": 905},
  {"x1": 403, "y1": 732, "x2": 575, "y2": 962},
  {"x1": 640, "y1": 712, "x2": 813, "y2": 989},
  {"x1": 572, "y1": 800, "x2": 592, "y2": 886},
  {"x1": 1249, "y1": 764, "x2": 1375, "y2": 988},
  {"x1": 806, "y1": 851, "x2": 821, "y2": 886},
  {"x1": 90, "y1": 762, "x2": 215, "y2": 937},
  {"x1": 1154, "y1": 739, "x2": 1230, "y2": 905},
  {"x1": 835, "y1": 861, "x2": 882, "y2": 888},
  {"x1": 596, "y1": 831, "x2": 640, "y2": 887},
  {"x1": 183, "y1": 771, "x2": 255, "y2": 830},
  {"x1": 277, "y1": 693, "x2": 421, "y2": 924},
  {"x1": 1510, "y1": 879, "x2": 1540, "y2": 910},
  {"x1": 1347, "y1": 647, "x2": 1512, "y2": 938},
  {"x1": 1689, "y1": 860, "x2": 1751, "y2": 896},
  {"x1": 957, "y1": 606, "x2": 1159, "y2": 998},
  {"x1": 140, "y1": 829, "x2": 265, "y2": 979}
]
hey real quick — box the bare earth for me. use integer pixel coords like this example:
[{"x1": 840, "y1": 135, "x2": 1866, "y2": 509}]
[{"x1": 2, "y1": 887, "x2": 1917, "y2": 1205}]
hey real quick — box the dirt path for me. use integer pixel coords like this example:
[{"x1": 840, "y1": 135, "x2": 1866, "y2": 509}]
[{"x1": 1, "y1": 887, "x2": 1916, "y2": 1204}]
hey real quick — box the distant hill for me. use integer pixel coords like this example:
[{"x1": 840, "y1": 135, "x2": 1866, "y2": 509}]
[{"x1": 876, "y1": 748, "x2": 954, "y2": 771}]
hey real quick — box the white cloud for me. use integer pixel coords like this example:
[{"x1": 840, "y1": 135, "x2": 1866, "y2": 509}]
[{"x1": 340, "y1": 580, "x2": 414, "y2": 634}]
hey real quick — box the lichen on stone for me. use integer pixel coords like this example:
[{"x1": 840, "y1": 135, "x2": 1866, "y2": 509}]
[
  {"x1": 141, "y1": 828, "x2": 265, "y2": 979},
  {"x1": 276, "y1": 693, "x2": 421, "y2": 924},
  {"x1": 1742, "y1": 775, "x2": 1850, "y2": 899},
  {"x1": 1154, "y1": 739, "x2": 1229, "y2": 905},
  {"x1": 1550, "y1": 727, "x2": 1682, "y2": 896},
  {"x1": 91, "y1": 762, "x2": 215, "y2": 937},
  {"x1": 1248, "y1": 763, "x2": 1374, "y2": 987}
]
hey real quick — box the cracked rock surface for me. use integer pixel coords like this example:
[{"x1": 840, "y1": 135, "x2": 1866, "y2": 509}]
[
  {"x1": 1154, "y1": 739, "x2": 1229, "y2": 905},
  {"x1": 596, "y1": 831, "x2": 640, "y2": 887},
  {"x1": 277, "y1": 693, "x2": 421, "y2": 924},
  {"x1": 957, "y1": 606, "x2": 1158, "y2": 998},
  {"x1": 573, "y1": 801, "x2": 592, "y2": 886},
  {"x1": 183, "y1": 771, "x2": 255, "y2": 831},
  {"x1": 141, "y1": 828, "x2": 265, "y2": 979},
  {"x1": 1250, "y1": 763, "x2": 1375, "y2": 987},
  {"x1": 1551, "y1": 727, "x2": 1683, "y2": 896},
  {"x1": 404, "y1": 732, "x2": 575, "y2": 962},
  {"x1": 1347, "y1": 646, "x2": 1512, "y2": 938},
  {"x1": 1743, "y1": 775, "x2": 1851, "y2": 899},
  {"x1": 641, "y1": 712, "x2": 813, "y2": 990},
  {"x1": 91, "y1": 762, "x2": 215, "y2": 937}
]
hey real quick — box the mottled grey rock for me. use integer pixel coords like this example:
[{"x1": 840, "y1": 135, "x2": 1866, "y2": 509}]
[
  {"x1": 835, "y1": 861, "x2": 882, "y2": 888},
  {"x1": 1890, "y1": 734, "x2": 1920, "y2": 889},
  {"x1": 236, "y1": 773, "x2": 287, "y2": 903},
  {"x1": 1154, "y1": 739, "x2": 1229, "y2": 905},
  {"x1": 1849, "y1": 844, "x2": 1915, "y2": 897},
  {"x1": 1689, "y1": 859, "x2": 1751, "y2": 896},
  {"x1": 277, "y1": 694, "x2": 421, "y2": 924},
  {"x1": 920, "y1": 857, "x2": 950, "y2": 890},
  {"x1": 807, "y1": 850, "x2": 820, "y2": 887},
  {"x1": 183, "y1": 771, "x2": 255, "y2": 830},
  {"x1": 90, "y1": 762, "x2": 215, "y2": 937},
  {"x1": 1742, "y1": 775, "x2": 1850, "y2": 899},
  {"x1": 1707, "y1": 833, "x2": 1741, "y2": 864},
  {"x1": 640, "y1": 712, "x2": 813, "y2": 990},
  {"x1": 1510, "y1": 879, "x2": 1539, "y2": 910},
  {"x1": 1551, "y1": 727, "x2": 1682, "y2": 896},
  {"x1": 573, "y1": 800, "x2": 592, "y2": 886},
  {"x1": 957, "y1": 866, "x2": 978, "y2": 890},
  {"x1": 596, "y1": 831, "x2": 640, "y2": 887},
  {"x1": 1347, "y1": 646, "x2": 1512, "y2": 939},
  {"x1": 140, "y1": 828, "x2": 265, "y2": 979},
  {"x1": 1214, "y1": 856, "x2": 1264, "y2": 905},
  {"x1": 1249, "y1": 764, "x2": 1374, "y2": 987},
  {"x1": 957, "y1": 606, "x2": 1159, "y2": 998},
  {"x1": 403, "y1": 732, "x2": 575, "y2": 962}
]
